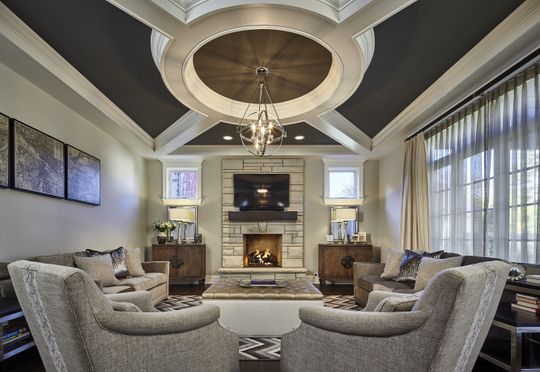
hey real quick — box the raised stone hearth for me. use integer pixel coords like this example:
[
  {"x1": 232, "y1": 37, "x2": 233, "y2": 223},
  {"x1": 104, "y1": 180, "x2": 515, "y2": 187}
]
[{"x1": 220, "y1": 158, "x2": 306, "y2": 277}]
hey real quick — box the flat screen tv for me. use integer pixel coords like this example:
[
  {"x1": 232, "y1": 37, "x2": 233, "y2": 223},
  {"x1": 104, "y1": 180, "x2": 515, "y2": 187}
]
[{"x1": 234, "y1": 174, "x2": 290, "y2": 211}]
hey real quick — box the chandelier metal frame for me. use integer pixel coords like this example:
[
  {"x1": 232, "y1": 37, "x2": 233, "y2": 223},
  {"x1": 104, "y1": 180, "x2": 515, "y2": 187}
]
[{"x1": 236, "y1": 67, "x2": 287, "y2": 157}]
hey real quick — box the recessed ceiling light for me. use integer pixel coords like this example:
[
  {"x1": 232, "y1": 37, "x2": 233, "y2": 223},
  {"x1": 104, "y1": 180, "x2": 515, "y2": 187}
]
[
  {"x1": 294, "y1": 135, "x2": 305, "y2": 140},
  {"x1": 223, "y1": 136, "x2": 233, "y2": 141}
]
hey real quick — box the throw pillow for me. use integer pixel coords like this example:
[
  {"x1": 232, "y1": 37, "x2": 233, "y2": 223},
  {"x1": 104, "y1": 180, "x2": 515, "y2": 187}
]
[
  {"x1": 373, "y1": 293, "x2": 422, "y2": 312},
  {"x1": 414, "y1": 256, "x2": 463, "y2": 291},
  {"x1": 73, "y1": 255, "x2": 121, "y2": 287},
  {"x1": 394, "y1": 250, "x2": 444, "y2": 282},
  {"x1": 125, "y1": 248, "x2": 146, "y2": 277},
  {"x1": 86, "y1": 247, "x2": 131, "y2": 279},
  {"x1": 108, "y1": 300, "x2": 142, "y2": 312},
  {"x1": 380, "y1": 248, "x2": 404, "y2": 279}
]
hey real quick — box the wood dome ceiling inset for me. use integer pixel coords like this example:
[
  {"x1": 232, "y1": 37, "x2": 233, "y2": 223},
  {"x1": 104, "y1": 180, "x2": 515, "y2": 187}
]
[{"x1": 193, "y1": 29, "x2": 333, "y2": 104}]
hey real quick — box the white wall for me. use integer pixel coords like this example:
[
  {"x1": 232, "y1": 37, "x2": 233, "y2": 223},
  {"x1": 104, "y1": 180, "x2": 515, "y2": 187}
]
[
  {"x1": 377, "y1": 142, "x2": 406, "y2": 262},
  {"x1": 0, "y1": 62, "x2": 148, "y2": 261}
]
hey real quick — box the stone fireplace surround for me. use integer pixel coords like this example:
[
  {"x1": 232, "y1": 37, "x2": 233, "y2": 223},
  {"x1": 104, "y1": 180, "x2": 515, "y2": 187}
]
[{"x1": 218, "y1": 158, "x2": 308, "y2": 280}]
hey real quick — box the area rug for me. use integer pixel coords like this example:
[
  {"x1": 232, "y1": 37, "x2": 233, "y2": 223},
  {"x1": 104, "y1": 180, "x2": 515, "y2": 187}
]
[{"x1": 156, "y1": 294, "x2": 361, "y2": 361}]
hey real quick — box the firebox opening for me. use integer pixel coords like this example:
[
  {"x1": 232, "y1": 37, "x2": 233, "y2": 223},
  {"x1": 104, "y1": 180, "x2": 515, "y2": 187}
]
[{"x1": 243, "y1": 234, "x2": 282, "y2": 267}]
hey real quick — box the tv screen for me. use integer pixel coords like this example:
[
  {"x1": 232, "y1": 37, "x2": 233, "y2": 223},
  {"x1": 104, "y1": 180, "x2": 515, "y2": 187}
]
[{"x1": 234, "y1": 174, "x2": 290, "y2": 211}]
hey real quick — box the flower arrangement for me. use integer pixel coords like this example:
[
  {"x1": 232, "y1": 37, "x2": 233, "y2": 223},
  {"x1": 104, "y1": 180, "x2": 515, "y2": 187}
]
[{"x1": 152, "y1": 220, "x2": 177, "y2": 233}]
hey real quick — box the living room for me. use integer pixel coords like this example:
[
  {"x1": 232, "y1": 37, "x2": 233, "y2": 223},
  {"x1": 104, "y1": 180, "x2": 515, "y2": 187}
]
[{"x1": 0, "y1": 0, "x2": 539, "y2": 371}]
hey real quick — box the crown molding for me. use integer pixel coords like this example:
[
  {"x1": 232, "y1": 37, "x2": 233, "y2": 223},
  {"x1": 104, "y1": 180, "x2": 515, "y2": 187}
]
[
  {"x1": 151, "y1": 0, "x2": 377, "y2": 24},
  {"x1": 372, "y1": 0, "x2": 540, "y2": 155},
  {"x1": 0, "y1": 3, "x2": 154, "y2": 154}
]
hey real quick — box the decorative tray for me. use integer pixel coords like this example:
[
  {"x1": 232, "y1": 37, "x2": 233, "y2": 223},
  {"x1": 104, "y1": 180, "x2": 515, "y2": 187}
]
[{"x1": 238, "y1": 279, "x2": 288, "y2": 288}]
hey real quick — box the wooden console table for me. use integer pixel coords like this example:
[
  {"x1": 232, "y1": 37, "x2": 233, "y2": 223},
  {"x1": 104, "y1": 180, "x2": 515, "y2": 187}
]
[
  {"x1": 152, "y1": 244, "x2": 206, "y2": 286},
  {"x1": 318, "y1": 243, "x2": 373, "y2": 286}
]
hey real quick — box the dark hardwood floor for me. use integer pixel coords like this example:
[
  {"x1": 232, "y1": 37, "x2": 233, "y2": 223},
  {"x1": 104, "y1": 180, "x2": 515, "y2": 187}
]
[{"x1": 1, "y1": 284, "x2": 504, "y2": 372}]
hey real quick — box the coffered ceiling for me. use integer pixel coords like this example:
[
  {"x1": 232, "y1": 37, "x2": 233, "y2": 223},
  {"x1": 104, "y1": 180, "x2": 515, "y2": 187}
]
[{"x1": 0, "y1": 0, "x2": 533, "y2": 156}]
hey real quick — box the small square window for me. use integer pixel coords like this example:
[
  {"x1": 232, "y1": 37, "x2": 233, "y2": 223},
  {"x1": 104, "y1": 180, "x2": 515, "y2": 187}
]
[
  {"x1": 168, "y1": 169, "x2": 198, "y2": 199},
  {"x1": 328, "y1": 170, "x2": 358, "y2": 199}
]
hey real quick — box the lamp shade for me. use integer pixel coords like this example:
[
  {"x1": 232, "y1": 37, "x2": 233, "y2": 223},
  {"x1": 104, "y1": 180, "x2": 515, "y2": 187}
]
[
  {"x1": 169, "y1": 208, "x2": 196, "y2": 222},
  {"x1": 333, "y1": 208, "x2": 357, "y2": 221}
]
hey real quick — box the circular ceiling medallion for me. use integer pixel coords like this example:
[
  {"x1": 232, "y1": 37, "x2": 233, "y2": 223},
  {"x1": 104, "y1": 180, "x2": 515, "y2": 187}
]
[{"x1": 193, "y1": 29, "x2": 333, "y2": 103}]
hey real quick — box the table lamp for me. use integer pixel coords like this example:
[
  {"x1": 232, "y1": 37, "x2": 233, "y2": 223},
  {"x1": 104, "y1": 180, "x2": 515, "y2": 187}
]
[
  {"x1": 333, "y1": 208, "x2": 357, "y2": 243},
  {"x1": 169, "y1": 208, "x2": 196, "y2": 243}
]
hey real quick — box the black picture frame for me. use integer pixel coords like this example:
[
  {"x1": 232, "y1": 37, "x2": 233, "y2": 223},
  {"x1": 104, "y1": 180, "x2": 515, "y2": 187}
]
[
  {"x1": 65, "y1": 144, "x2": 101, "y2": 206},
  {"x1": 12, "y1": 119, "x2": 65, "y2": 198},
  {"x1": 0, "y1": 112, "x2": 9, "y2": 188}
]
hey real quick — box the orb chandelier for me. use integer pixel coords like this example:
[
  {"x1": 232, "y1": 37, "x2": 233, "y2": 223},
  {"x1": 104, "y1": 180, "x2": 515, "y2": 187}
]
[{"x1": 237, "y1": 67, "x2": 287, "y2": 157}]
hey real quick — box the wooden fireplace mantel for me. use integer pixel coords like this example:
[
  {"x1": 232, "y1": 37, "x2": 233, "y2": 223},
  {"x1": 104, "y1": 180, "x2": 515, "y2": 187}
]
[{"x1": 228, "y1": 210, "x2": 298, "y2": 222}]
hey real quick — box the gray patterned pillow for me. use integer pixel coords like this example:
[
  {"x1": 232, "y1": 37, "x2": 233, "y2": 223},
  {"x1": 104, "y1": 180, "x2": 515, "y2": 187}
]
[
  {"x1": 395, "y1": 250, "x2": 444, "y2": 282},
  {"x1": 86, "y1": 247, "x2": 131, "y2": 279}
]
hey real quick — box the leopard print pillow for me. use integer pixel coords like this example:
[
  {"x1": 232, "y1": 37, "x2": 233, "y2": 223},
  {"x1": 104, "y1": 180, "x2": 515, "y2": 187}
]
[{"x1": 394, "y1": 250, "x2": 444, "y2": 282}]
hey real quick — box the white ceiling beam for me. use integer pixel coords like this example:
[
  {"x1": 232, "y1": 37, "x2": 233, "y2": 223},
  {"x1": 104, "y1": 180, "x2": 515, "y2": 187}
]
[
  {"x1": 154, "y1": 111, "x2": 219, "y2": 156},
  {"x1": 170, "y1": 145, "x2": 355, "y2": 157},
  {"x1": 104, "y1": 0, "x2": 181, "y2": 38},
  {"x1": 340, "y1": 0, "x2": 417, "y2": 35},
  {"x1": 306, "y1": 110, "x2": 372, "y2": 157}
]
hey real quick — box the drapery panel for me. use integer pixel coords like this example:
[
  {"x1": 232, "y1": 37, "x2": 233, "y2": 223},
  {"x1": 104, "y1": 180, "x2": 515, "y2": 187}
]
[
  {"x1": 400, "y1": 132, "x2": 430, "y2": 251},
  {"x1": 426, "y1": 62, "x2": 540, "y2": 264}
]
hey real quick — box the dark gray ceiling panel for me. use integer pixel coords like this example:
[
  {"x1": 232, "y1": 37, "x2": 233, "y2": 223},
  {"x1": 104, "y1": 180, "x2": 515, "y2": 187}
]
[
  {"x1": 336, "y1": 0, "x2": 525, "y2": 138},
  {"x1": 2, "y1": 0, "x2": 189, "y2": 138}
]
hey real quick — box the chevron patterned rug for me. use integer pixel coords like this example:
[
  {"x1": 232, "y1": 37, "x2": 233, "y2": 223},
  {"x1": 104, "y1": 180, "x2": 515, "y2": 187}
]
[{"x1": 156, "y1": 294, "x2": 361, "y2": 361}]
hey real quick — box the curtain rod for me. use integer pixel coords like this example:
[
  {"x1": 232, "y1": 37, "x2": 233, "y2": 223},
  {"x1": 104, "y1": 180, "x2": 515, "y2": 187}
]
[{"x1": 406, "y1": 47, "x2": 540, "y2": 141}]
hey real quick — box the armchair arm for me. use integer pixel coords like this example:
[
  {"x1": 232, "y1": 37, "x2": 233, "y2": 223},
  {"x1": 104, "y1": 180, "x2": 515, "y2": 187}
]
[
  {"x1": 363, "y1": 290, "x2": 419, "y2": 312},
  {"x1": 299, "y1": 306, "x2": 428, "y2": 337},
  {"x1": 353, "y1": 262, "x2": 385, "y2": 280},
  {"x1": 142, "y1": 261, "x2": 169, "y2": 276},
  {"x1": 105, "y1": 291, "x2": 155, "y2": 312},
  {"x1": 96, "y1": 304, "x2": 220, "y2": 335}
]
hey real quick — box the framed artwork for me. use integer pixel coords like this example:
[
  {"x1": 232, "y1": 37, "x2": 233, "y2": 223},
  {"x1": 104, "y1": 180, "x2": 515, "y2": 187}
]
[
  {"x1": 13, "y1": 120, "x2": 65, "y2": 198},
  {"x1": 0, "y1": 113, "x2": 9, "y2": 188},
  {"x1": 66, "y1": 145, "x2": 101, "y2": 205}
]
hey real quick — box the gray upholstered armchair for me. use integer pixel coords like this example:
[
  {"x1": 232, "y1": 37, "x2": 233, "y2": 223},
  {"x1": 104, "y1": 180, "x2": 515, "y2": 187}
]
[
  {"x1": 8, "y1": 260, "x2": 239, "y2": 372},
  {"x1": 281, "y1": 261, "x2": 509, "y2": 372}
]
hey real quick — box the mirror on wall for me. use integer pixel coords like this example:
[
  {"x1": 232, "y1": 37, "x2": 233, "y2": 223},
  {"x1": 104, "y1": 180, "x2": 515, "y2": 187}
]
[
  {"x1": 329, "y1": 206, "x2": 359, "y2": 242},
  {"x1": 168, "y1": 206, "x2": 198, "y2": 243}
]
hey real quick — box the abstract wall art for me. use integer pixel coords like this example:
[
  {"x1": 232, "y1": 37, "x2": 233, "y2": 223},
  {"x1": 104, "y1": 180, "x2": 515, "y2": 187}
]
[
  {"x1": 13, "y1": 120, "x2": 65, "y2": 198},
  {"x1": 66, "y1": 145, "x2": 101, "y2": 205}
]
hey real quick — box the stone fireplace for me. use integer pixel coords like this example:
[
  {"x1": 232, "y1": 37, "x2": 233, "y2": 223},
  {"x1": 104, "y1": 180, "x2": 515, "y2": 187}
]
[
  {"x1": 243, "y1": 234, "x2": 282, "y2": 267},
  {"x1": 218, "y1": 158, "x2": 307, "y2": 279}
]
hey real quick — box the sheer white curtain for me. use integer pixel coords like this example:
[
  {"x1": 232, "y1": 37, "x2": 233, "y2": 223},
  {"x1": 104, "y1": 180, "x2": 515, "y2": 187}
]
[{"x1": 426, "y1": 62, "x2": 540, "y2": 264}]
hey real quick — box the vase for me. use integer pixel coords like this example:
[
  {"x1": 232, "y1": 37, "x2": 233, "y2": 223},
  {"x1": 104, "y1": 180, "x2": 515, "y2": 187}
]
[{"x1": 157, "y1": 234, "x2": 167, "y2": 244}]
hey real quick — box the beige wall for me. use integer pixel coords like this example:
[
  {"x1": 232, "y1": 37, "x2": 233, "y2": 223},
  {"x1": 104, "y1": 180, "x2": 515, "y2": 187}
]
[
  {"x1": 377, "y1": 142, "x2": 406, "y2": 262},
  {"x1": 146, "y1": 156, "x2": 380, "y2": 276},
  {"x1": 0, "y1": 62, "x2": 148, "y2": 261}
]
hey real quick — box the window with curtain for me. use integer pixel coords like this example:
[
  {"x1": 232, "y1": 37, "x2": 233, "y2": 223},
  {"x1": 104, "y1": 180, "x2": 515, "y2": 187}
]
[{"x1": 425, "y1": 61, "x2": 539, "y2": 264}]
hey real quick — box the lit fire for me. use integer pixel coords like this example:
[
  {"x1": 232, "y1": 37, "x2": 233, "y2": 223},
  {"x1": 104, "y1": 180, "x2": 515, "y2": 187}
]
[{"x1": 247, "y1": 249, "x2": 278, "y2": 266}]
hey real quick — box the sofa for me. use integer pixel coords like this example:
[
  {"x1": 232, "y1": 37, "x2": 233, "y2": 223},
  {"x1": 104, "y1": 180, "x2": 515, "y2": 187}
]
[
  {"x1": 353, "y1": 252, "x2": 515, "y2": 306},
  {"x1": 27, "y1": 251, "x2": 169, "y2": 305}
]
